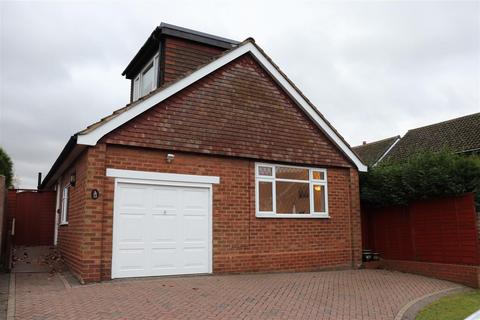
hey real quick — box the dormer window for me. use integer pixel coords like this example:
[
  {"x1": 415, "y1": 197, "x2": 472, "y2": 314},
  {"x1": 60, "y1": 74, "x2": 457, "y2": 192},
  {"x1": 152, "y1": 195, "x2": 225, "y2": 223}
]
[{"x1": 133, "y1": 53, "x2": 159, "y2": 101}]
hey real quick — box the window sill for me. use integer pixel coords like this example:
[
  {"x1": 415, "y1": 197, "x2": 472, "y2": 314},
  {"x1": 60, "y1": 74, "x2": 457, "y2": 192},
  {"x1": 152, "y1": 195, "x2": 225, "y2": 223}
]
[
  {"x1": 59, "y1": 222, "x2": 69, "y2": 226},
  {"x1": 256, "y1": 213, "x2": 330, "y2": 219}
]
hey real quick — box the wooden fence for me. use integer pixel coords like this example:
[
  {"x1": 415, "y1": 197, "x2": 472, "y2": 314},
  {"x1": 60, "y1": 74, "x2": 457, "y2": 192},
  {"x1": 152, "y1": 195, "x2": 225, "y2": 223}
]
[{"x1": 362, "y1": 193, "x2": 479, "y2": 265}]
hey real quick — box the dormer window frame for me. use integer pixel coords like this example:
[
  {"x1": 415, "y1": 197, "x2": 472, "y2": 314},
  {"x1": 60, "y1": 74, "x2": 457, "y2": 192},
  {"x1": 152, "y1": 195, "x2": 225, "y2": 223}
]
[{"x1": 133, "y1": 52, "x2": 160, "y2": 101}]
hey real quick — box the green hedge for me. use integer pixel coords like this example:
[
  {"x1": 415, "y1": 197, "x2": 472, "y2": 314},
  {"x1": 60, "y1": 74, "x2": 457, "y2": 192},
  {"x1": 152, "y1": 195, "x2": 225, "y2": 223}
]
[{"x1": 360, "y1": 151, "x2": 480, "y2": 209}]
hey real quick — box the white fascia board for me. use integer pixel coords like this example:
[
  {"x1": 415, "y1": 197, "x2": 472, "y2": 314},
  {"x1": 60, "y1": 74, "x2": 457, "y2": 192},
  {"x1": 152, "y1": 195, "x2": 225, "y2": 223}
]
[
  {"x1": 374, "y1": 137, "x2": 401, "y2": 166},
  {"x1": 77, "y1": 41, "x2": 367, "y2": 172},
  {"x1": 106, "y1": 168, "x2": 220, "y2": 184}
]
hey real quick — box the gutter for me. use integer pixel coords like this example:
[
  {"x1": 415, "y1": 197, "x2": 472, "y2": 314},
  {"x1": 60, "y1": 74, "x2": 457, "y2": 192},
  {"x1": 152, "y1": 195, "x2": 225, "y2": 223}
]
[{"x1": 39, "y1": 135, "x2": 81, "y2": 190}]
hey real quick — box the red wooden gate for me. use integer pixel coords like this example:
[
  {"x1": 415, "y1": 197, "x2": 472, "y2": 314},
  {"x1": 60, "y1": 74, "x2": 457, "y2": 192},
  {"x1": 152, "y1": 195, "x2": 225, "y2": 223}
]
[{"x1": 7, "y1": 190, "x2": 56, "y2": 246}]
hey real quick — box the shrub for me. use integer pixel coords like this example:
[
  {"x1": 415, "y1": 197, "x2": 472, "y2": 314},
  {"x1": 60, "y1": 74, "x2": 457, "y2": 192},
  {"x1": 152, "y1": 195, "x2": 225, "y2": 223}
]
[
  {"x1": 0, "y1": 147, "x2": 13, "y2": 188},
  {"x1": 360, "y1": 151, "x2": 480, "y2": 209}
]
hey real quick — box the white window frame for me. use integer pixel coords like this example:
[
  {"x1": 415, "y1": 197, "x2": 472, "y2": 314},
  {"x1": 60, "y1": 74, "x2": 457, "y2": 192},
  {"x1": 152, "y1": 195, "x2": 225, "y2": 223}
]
[
  {"x1": 60, "y1": 184, "x2": 69, "y2": 225},
  {"x1": 255, "y1": 163, "x2": 329, "y2": 219},
  {"x1": 132, "y1": 53, "x2": 159, "y2": 101}
]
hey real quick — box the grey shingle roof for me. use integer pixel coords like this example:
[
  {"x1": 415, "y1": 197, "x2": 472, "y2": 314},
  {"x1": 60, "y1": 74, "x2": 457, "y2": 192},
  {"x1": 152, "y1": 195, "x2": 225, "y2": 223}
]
[
  {"x1": 384, "y1": 112, "x2": 480, "y2": 162},
  {"x1": 352, "y1": 136, "x2": 400, "y2": 166}
]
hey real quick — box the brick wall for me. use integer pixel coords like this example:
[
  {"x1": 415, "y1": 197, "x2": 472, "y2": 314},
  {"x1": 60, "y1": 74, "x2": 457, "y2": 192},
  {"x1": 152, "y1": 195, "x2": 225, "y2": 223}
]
[
  {"x1": 380, "y1": 259, "x2": 480, "y2": 288},
  {"x1": 57, "y1": 144, "x2": 362, "y2": 283},
  {"x1": 56, "y1": 151, "x2": 88, "y2": 279}
]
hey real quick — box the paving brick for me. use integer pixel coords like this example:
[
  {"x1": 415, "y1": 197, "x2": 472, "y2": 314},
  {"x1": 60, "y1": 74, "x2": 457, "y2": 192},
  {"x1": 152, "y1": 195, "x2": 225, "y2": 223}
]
[{"x1": 14, "y1": 270, "x2": 461, "y2": 320}]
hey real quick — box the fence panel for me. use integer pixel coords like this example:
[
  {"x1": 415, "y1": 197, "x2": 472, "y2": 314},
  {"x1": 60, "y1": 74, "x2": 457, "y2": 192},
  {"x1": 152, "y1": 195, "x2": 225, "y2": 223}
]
[{"x1": 363, "y1": 193, "x2": 479, "y2": 266}]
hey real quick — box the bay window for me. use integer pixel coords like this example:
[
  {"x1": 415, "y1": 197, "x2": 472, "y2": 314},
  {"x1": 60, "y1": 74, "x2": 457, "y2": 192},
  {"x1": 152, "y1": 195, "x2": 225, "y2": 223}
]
[{"x1": 255, "y1": 163, "x2": 329, "y2": 218}]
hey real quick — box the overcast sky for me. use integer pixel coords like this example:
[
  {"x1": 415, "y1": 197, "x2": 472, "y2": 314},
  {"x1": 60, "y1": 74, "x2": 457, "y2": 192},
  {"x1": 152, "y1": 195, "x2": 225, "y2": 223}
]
[{"x1": 0, "y1": 1, "x2": 479, "y2": 188}]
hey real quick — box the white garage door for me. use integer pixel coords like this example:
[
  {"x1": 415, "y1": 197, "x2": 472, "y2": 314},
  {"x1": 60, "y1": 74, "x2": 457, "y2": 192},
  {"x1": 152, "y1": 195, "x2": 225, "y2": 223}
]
[{"x1": 112, "y1": 182, "x2": 211, "y2": 278}]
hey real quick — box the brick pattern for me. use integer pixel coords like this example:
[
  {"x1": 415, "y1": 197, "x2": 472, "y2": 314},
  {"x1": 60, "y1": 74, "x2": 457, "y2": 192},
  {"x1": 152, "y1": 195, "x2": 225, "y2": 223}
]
[
  {"x1": 105, "y1": 54, "x2": 350, "y2": 168},
  {"x1": 349, "y1": 169, "x2": 362, "y2": 267},
  {"x1": 57, "y1": 152, "x2": 88, "y2": 279},
  {"x1": 15, "y1": 270, "x2": 461, "y2": 320},
  {"x1": 163, "y1": 36, "x2": 224, "y2": 84},
  {"x1": 380, "y1": 259, "x2": 480, "y2": 288},
  {"x1": 57, "y1": 142, "x2": 360, "y2": 283},
  {"x1": 55, "y1": 144, "x2": 360, "y2": 282}
]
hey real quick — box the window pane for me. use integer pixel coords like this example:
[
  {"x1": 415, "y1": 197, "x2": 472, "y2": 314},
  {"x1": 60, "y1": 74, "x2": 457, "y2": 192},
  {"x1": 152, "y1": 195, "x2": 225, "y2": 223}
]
[
  {"x1": 275, "y1": 166, "x2": 309, "y2": 180},
  {"x1": 141, "y1": 63, "x2": 154, "y2": 97},
  {"x1": 259, "y1": 181, "x2": 273, "y2": 211},
  {"x1": 312, "y1": 170, "x2": 325, "y2": 180},
  {"x1": 276, "y1": 181, "x2": 309, "y2": 214},
  {"x1": 258, "y1": 166, "x2": 273, "y2": 176},
  {"x1": 313, "y1": 185, "x2": 326, "y2": 212},
  {"x1": 133, "y1": 77, "x2": 140, "y2": 100}
]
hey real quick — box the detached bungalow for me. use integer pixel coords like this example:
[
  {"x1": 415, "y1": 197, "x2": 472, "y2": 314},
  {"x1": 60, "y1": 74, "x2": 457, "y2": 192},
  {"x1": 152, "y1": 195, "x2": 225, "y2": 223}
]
[{"x1": 41, "y1": 23, "x2": 367, "y2": 283}]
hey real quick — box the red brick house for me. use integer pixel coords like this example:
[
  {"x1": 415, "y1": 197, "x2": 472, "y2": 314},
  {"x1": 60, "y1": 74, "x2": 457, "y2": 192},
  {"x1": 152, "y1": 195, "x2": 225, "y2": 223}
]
[{"x1": 41, "y1": 23, "x2": 367, "y2": 283}]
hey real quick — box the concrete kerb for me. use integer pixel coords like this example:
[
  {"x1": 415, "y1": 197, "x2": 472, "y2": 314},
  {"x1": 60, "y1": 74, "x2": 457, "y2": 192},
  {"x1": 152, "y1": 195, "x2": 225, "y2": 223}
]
[{"x1": 395, "y1": 286, "x2": 469, "y2": 320}]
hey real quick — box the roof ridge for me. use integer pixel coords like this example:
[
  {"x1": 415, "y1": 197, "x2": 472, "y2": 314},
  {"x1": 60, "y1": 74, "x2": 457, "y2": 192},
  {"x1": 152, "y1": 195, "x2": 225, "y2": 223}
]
[
  {"x1": 406, "y1": 112, "x2": 480, "y2": 133},
  {"x1": 353, "y1": 135, "x2": 400, "y2": 149}
]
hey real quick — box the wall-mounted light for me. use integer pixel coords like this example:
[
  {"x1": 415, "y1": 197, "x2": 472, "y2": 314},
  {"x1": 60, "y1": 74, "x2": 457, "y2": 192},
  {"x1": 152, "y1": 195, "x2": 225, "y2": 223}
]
[
  {"x1": 70, "y1": 173, "x2": 76, "y2": 187},
  {"x1": 166, "y1": 153, "x2": 175, "y2": 163}
]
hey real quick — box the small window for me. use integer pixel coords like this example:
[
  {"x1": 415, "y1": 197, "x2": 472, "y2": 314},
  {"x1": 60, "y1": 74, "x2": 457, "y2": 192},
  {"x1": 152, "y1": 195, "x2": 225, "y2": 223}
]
[
  {"x1": 132, "y1": 53, "x2": 159, "y2": 101},
  {"x1": 133, "y1": 76, "x2": 140, "y2": 101},
  {"x1": 257, "y1": 165, "x2": 273, "y2": 177},
  {"x1": 255, "y1": 164, "x2": 328, "y2": 218},
  {"x1": 61, "y1": 185, "x2": 69, "y2": 224},
  {"x1": 275, "y1": 166, "x2": 308, "y2": 180}
]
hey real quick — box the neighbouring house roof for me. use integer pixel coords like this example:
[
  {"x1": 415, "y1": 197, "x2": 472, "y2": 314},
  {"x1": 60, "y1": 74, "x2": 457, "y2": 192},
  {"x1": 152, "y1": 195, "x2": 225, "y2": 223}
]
[
  {"x1": 41, "y1": 37, "x2": 367, "y2": 189},
  {"x1": 384, "y1": 112, "x2": 480, "y2": 162},
  {"x1": 352, "y1": 136, "x2": 401, "y2": 166}
]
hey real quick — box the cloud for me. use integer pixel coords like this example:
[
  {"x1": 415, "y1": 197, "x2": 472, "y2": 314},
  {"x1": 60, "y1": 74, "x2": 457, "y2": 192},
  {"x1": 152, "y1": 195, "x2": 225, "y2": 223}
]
[{"x1": 0, "y1": 0, "x2": 478, "y2": 188}]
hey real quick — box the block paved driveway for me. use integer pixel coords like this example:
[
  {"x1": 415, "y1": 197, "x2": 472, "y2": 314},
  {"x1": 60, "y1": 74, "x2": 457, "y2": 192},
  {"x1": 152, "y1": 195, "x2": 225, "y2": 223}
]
[{"x1": 14, "y1": 269, "x2": 462, "y2": 320}]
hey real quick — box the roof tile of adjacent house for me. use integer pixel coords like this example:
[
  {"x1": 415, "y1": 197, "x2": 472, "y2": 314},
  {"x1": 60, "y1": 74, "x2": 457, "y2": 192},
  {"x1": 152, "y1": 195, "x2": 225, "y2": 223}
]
[
  {"x1": 352, "y1": 136, "x2": 400, "y2": 166},
  {"x1": 384, "y1": 112, "x2": 480, "y2": 162}
]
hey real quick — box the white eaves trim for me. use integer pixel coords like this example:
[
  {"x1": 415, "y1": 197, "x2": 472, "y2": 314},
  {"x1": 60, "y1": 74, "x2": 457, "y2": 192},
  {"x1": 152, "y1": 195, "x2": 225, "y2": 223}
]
[
  {"x1": 78, "y1": 42, "x2": 367, "y2": 172},
  {"x1": 106, "y1": 168, "x2": 220, "y2": 184},
  {"x1": 374, "y1": 137, "x2": 401, "y2": 166}
]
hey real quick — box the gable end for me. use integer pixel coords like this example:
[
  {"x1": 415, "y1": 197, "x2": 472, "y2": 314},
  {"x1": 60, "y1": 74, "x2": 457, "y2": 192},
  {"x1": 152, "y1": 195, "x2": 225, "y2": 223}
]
[{"x1": 76, "y1": 41, "x2": 366, "y2": 171}]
